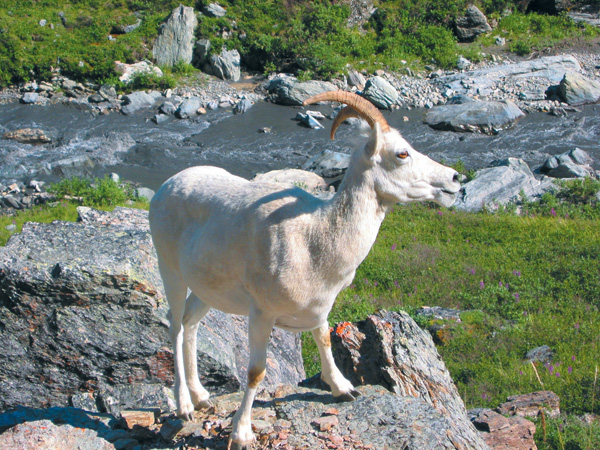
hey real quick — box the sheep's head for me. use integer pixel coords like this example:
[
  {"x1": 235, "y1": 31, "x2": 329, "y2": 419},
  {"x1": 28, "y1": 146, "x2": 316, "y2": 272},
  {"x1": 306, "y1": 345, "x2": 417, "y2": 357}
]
[{"x1": 303, "y1": 91, "x2": 461, "y2": 208}]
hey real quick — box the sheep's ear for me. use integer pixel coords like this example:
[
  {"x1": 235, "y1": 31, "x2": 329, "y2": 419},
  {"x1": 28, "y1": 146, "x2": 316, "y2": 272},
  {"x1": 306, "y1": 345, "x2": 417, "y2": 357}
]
[{"x1": 365, "y1": 122, "x2": 384, "y2": 159}]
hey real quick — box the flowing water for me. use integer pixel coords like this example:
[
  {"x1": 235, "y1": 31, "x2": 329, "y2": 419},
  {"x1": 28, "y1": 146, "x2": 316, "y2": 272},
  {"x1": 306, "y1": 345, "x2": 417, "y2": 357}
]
[{"x1": 1, "y1": 100, "x2": 599, "y2": 191}]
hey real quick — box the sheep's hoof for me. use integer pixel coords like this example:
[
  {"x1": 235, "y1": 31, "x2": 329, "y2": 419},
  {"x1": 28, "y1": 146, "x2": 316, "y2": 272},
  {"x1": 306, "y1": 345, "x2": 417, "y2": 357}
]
[
  {"x1": 336, "y1": 389, "x2": 361, "y2": 402},
  {"x1": 195, "y1": 399, "x2": 214, "y2": 410},
  {"x1": 180, "y1": 411, "x2": 195, "y2": 422}
]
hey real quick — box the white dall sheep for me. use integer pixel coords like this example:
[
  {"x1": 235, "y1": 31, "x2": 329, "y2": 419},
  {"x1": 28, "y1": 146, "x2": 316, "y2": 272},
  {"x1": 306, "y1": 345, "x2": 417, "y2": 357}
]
[{"x1": 149, "y1": 91, "x2": 461, "y2": 450}]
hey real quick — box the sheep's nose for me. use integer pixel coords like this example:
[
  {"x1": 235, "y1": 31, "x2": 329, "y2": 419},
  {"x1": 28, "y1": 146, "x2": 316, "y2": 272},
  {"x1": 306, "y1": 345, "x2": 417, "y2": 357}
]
[{"x1": 452, "y1": 171, "x2": 460, "y2": 183}]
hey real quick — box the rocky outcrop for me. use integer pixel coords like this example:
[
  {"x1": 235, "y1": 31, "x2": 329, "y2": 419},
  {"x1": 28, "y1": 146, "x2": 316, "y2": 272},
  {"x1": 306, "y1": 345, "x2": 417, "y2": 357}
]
[
  {"x1": 434, "y1": 55, "x2": 581, "y2": 98},
  {"x1": 153, "y1": 5, "x2": 198, "y2": 67},
  {"x1": 325, "y1": 310, "x2": 490, "y2": 449},
  {"x1": 266, "y1": 76, "x2": 337, "y2": 106},
  {"x1": 454, "y1": 5, "x2": 493, "y2": 42},
  {"x1": 425, "y1": 100, "x2": 525, "y2": 134},
  {"x1": 121, "y1": 90, "x2": 161, "y2": 115},
  {"x1": 339, "y1": 0, "x2": 375, "y2": 26},
  {"x1": 207, "y1": 48, "x2": 241, "y2": 82},
  {"x1": 362, "y1": 76, "x2": 398, "y2": 109},
  {"x1": 471, "y1": 409, "x2": 538, "y2": 450},
  {"x1": 454, "y1": 158, "x2": 554, "y2": 212},
  {"x1": 1, "y1": 383, "x2": 489, "y2": 450},
  {"x1": 540, "y1": 148, "x2": 596, "y2": 178},
  {"x1": 496, "y1": 391, "x2": 561, "y2": 419},
  {"x1": 557, "y1": 71, "x2": 600, "y2": 106},
  {"x1": 0, "y1": 207, "x2": 304, "y2": 414}
]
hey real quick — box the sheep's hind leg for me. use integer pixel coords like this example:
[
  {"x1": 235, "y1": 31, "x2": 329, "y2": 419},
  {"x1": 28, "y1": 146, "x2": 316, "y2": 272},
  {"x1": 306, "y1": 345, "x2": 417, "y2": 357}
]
[
  {"x1": 182, "y1": 292, "x2": 212, "y2": 410},
  {"x1": 159, "y1": 263, "x2": 195, "y2": 421},
  {"x1": 312, "y1": 322, "x2": 360, "y2": 401},
  {"x1": 228, "y1": 309, "x2": 274, "y2": 450}
]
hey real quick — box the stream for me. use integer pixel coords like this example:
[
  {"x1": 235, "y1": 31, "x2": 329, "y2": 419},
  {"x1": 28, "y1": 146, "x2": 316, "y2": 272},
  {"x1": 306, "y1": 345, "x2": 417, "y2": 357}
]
[{"x1": 1, "y1": 100, "x2": 599, "y2": 191}]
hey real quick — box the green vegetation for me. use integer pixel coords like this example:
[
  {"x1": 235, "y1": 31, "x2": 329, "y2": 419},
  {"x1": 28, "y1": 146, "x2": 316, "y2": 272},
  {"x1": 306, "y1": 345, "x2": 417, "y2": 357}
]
[
  {"x1": 0, "y1": 175, "x2": 147, "y2": 246},
  {"x1": 475, "y1": 11, "x2": 600, "y2": 57},
  {"x1": 1, "y1": 1, "x2": 599, "y2": 86}
]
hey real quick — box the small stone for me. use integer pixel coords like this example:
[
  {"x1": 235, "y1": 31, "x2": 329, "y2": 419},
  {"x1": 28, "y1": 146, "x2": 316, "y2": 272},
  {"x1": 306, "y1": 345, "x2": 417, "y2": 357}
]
[
  {"x1": 120, "y1": 410, "x2": 157, "y2": 428},
  {"x1": 159, "y1": 418, "x2": 185, "y2": 440},
  {"x1": 311, "y1": 415, "x2": 339, "y2": 432}
]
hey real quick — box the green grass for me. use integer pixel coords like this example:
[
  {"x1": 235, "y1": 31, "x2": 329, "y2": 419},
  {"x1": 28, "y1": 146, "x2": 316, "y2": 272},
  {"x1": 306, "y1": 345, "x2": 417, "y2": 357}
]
[
  {"x1": 475, "y1": 12, "x2": 600, "y2": 57},
  {"x1": 303, "y1": 180, "x2": 600, "y2": 450},
  {"x1": 0, "y1": 175, "x2": 148, "y2": 246}
]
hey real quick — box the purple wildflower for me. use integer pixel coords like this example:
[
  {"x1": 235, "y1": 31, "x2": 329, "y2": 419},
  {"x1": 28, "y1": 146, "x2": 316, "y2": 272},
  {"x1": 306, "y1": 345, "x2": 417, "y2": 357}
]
[
  {"x1": 568, "y1": 366, "x2": 573, "y2": 374},
  {"x1": 480, "y1": 281, "x2": 485, "y2": 289},
  {"x1": 514, "y1": 293, "x2": 520, "y2": 302},
  {"x1": 551, "y1": 208, "x2": 556, "y2": 217},
  {"x1": 391, "y1": 243, "x2": 397, "y2": 251}
]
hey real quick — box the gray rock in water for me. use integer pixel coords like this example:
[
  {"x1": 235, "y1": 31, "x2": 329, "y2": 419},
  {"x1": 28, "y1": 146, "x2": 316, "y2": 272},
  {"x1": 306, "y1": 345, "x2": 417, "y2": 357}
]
[
  {"x1": 233, "y1": 98, "x2": 253, "y2": 114},
  {"x1": 153, "y1": 5, "x2": 198, "y2": 67},
  {"x1": 175, "y1": 97, "x2": 202, "y2": 119},
  {"x1": 454, "y1": 158, "x2": 554, "y2": 212},
  {"x1": 557, "y1": 71, "x2": 600, "y2": 106},
  {"x1": 159, "y1": 100, "x2": 177, "y2": 115},
  {"x1": 3, "y1": 128, "x2": 51, "y2": 144},
  {"x1": 296, "y1": 112, "x2": 324, "y2": 129},
  {"x1": 454, "y1": 5, "x2": 492, "y2": 42},
  {"x1": 0, "y1": 207, "x2": 304, "y2": 413},
  {"x1": 267, "y1": 76, "x2": 337, "y2": 106},
  {"x1": 21, "y1": 92, "x2": 39, "y2": 104},
  {"x1": 121, "y1": 91, "x2": 158, "y2": 115},
  {"x1": 540, "y1": 148, "x2": 595, "y2": 178},
  {"x1": 303, "y1": 149, "x2": 352, "y2": 179},
  {"x1": 326, "y1": 311, "x2": 489, "y2": 449},
  {"x1": 362, "y1": 76, "x2": 398, "y2": 109},
  {"x1": 425, "y1": 100, "x2": 525, "y2": 134},
  {"x1": 209, "y1": 48, "x2": 241, "y2": 82},
  {"x1": 202, "y1": 3, "x2": 227, "y2": 17}
]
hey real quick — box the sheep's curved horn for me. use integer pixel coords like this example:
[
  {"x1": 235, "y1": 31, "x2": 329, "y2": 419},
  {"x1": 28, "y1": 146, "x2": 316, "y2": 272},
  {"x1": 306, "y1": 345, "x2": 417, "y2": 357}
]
[
  {"x1": 303, "y1": 90, "x2": 390, "y2": 139},
  {"x1": 330, "y1": 106, "x2": 360, "y2": 140}
]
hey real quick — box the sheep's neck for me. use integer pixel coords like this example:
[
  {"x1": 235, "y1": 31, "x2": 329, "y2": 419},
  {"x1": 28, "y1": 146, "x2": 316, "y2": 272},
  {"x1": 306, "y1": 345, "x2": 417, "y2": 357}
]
[{"x1": 321, "y1": 167, "x2": 386, "y2": 274}]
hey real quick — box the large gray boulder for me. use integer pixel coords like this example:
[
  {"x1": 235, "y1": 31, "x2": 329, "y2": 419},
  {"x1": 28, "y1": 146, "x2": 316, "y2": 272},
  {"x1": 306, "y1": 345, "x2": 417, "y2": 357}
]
[
  {"x1": 153, "y1": 5, "x2": 198, "y2": 67},
  {"x1": 303, "y1": 149, "x2": 352, "y2": 179},
  {"x1": 0, "y1": 207, "x2": 304, "y2": 414},
  {"x1": 326, "y1": 310, "x2": 489, "y2": 450},
  {"x1": 175, "y1": 97, "x2": 203, "y2": 119},
  {"x1": 454, "y1": 158, "x2": 554, "y2": 212},
  {"x1": 266, "y1": 76, "x2": 337, "y2": 106},
  {"x1": 121, "y1": 90, "x2": 159, "y2": 115},
  {"x1": 362, "y1": 76, "x2": 398, "y2": 109},
  {"x1": 435, "y1": 55, "x2": 582, "y2": 97},
  {"x1": 425, "y1": 100, "x2": 525, "y2": 134},
  {"x1": 454, "y1": 5, "x2": 492, "y2": 42},
  {"x1": 557, "y1": 71, "x2": 600, "y2": 106},
  {"x1": 540, "y1": 148, "x2": 595, "y2": 178},
  {"x1": 208, "y1": 48, "x2": 241, "y2": 82}
]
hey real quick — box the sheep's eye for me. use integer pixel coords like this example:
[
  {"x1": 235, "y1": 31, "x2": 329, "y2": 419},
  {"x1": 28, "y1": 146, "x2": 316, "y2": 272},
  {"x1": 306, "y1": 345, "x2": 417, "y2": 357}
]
[{"x1": 396, "y1": 151, "x2": 409, "y2": 159}]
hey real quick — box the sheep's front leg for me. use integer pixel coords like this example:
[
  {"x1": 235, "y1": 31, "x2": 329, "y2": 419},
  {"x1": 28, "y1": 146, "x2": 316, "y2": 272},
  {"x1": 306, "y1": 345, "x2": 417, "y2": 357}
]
[
  {"x1": 228, "y1": 310, "x2": 273, "y2": 450},
  {"x1": 312, "y1": 322, "x2": 360, "y2": 401},
  {"x1": 182, "y1": 293, "x2": 212, "y2": 409}
]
